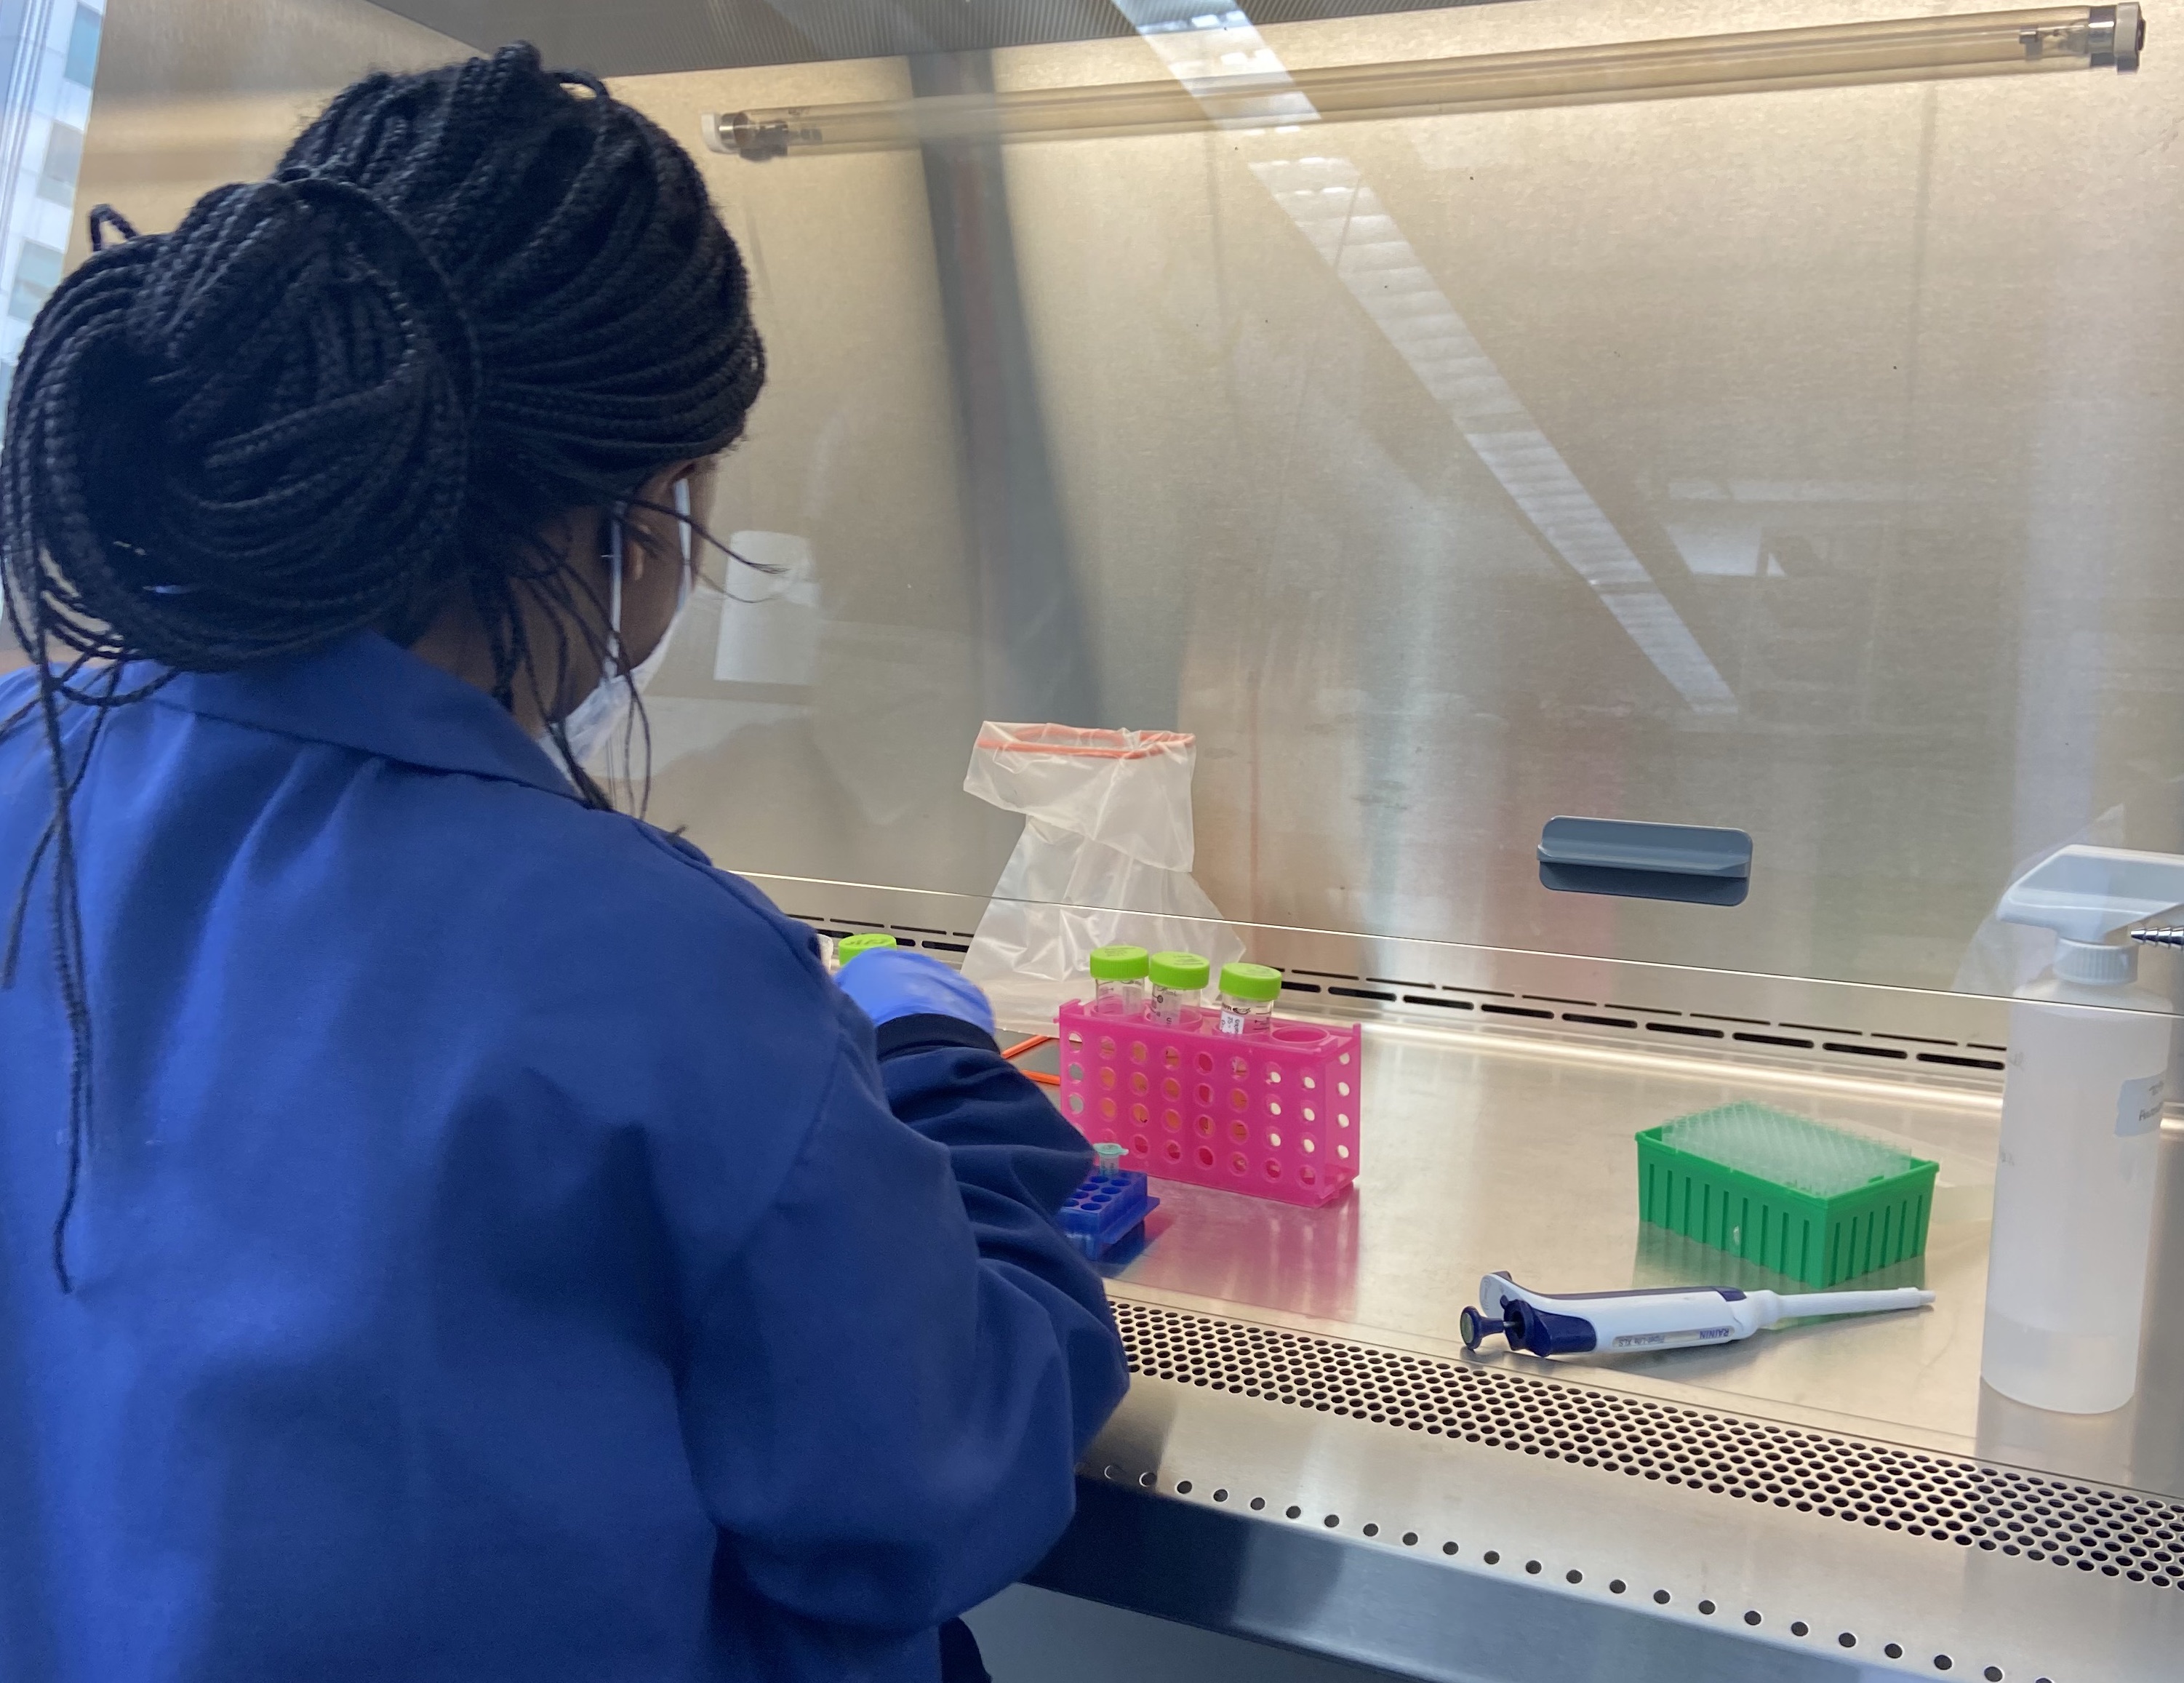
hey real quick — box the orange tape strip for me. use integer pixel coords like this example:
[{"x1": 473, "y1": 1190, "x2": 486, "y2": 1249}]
[{"x1": 974, "y1": 724, "x2": 1193, "y2": 761}]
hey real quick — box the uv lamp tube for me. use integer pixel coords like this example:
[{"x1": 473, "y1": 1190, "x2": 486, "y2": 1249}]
[
  {"x1": 1460, "y1": 1271, "x2": 1935, "y2": 1358},
  {"x1": 703, "y1": 5, "x2": 2141, "y2": 161}
]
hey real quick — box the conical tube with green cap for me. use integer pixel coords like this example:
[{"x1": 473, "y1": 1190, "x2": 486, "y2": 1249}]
[
  {"x1": 1147, "y1": 951, "x2": 1210, "y2": 1026},
  {"x1": 1216, "y1": 962, "x2": 1282, "y2": 1035},
  {"x1": 1088, "y1": 944, "x2": 1150, "y2": 1017},
  {"x1": 831, "y1": 931, "x2": 897, "y2": 972}
]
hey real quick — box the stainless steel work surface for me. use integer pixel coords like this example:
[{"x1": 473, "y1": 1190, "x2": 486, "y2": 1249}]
[
  {"x1": 1014, "y1": 1014, "x2": 2184, "y2": 1680},
  {"x1": 1100, "y1": 1023, "x2": 1993, "y2": 1450},
  {"x1": 1086, "y1": 1018, "x2": 2184, "y2": 1498}
]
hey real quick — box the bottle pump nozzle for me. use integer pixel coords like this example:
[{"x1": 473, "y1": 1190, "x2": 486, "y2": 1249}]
[{"x1": 1996, "y1": 845, "x2": 2184, "y2": 986}]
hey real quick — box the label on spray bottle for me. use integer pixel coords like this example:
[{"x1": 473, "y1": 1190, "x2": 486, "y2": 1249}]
[{"x1": 2117, "y1": 1073, "x2": 2166, "y2": 1138}]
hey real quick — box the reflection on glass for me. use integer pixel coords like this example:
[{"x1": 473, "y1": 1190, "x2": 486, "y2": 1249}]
[{"x1": 625, "y1": 0, "x2": 2184, "y2": 1004}]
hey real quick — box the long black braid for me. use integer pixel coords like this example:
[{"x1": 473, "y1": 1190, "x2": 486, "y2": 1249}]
[{"x1": 0, "y1": 44, "x2": 766, "y2": 1288}]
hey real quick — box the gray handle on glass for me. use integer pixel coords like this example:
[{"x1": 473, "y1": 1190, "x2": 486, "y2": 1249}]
[{"x1": 1537, "y1": 817, "x2": 1753, "y2": 907}]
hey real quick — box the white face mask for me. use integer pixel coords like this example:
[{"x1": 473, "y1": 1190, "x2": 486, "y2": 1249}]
[{"x1": 550, "y1": 479, "x2": 693, "y2": 770}]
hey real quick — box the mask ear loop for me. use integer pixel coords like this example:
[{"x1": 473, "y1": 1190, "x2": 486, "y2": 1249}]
[
  {"x1": 606, "y1": 500, "x2": 628, "y2": 678},
  {"x1": 673, "y1": 479, "x2": 693, "y2": 615}
]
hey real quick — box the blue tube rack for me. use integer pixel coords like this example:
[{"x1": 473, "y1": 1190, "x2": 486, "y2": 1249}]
[{"x1": 1059, "y1": 1167, "x2": 1159, "y2": 1260}]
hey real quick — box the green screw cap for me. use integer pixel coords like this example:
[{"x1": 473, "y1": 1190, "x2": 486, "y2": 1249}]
[
  {"x1": 1218, "y1": 962, "x2": 1282, "y2": 1004},
  {"x1": 1088, "y1": 944, "x2": 1150, "y2": 981},
  {"x1": 836, "y1": 932, "x2": 897, "y2": 964},
  {"x1": 1148, "y1": 951, "x2": 1211, "y2": 991}
]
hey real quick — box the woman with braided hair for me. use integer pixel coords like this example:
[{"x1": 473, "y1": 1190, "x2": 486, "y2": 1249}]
[{"x1": 0, "y1": 44, "x2": 1124, "y2": 1683}]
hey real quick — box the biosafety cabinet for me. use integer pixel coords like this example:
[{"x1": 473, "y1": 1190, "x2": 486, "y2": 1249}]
[{"x1": 57, "y1": 0, "x2": 2184, "y2": 1676}]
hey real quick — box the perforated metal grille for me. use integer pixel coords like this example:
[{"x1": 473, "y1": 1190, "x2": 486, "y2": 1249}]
[{"x1": 1115, "y1": 1300, "x2": 2184, "y2": 1588}]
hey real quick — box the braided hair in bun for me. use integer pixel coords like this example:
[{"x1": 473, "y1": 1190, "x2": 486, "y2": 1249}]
[{"x1": 1, "y1": 43, "x2": 767, "y2": 1284}]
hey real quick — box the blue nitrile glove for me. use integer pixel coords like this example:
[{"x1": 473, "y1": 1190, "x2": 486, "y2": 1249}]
[{"x1": 836, "y1": 946, "x2": 998, "y2": 1038}]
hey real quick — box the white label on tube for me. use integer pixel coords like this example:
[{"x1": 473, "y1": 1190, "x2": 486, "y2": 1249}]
[{"x1": 2117, "y1": 1073, "x2": 2166, "y2": 1138}]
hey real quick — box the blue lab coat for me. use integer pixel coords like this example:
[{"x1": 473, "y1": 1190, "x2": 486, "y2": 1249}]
[{"x1": 0, "y1": 632, "x2": 1127, "y2": 1682}]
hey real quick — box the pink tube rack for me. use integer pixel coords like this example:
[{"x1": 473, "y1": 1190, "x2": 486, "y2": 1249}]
[{"x1": 1056, "y1": 1000, "x2": 1361, "y2": 1207}]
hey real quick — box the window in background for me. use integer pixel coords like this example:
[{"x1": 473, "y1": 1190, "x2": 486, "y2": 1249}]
[
  {"x1": 0, "y1": 0, "x2": 105, "y2": 411},
  {"x1": 63, "y1": 4, "x2": 99, "y2": 89},
  {"x1": 37, "y1": 120, "x2": 81, "y2": 204},
  {"x1": 9, "y1": 239, "x2": 60, "y2": 323}
]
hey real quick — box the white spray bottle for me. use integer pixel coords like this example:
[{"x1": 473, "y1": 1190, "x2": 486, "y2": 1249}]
[{"x1": 1984, "y1": 845, "x2": 2183, "y2": 1414}]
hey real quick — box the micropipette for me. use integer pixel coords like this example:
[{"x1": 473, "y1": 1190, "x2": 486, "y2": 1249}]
[{"x1": 1458, "y1": 1271, "x2": 1935, "y2": 1359}]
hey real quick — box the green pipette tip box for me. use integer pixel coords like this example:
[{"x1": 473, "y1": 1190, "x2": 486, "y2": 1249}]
[{"x1": 1635, "y1": 1103, "x2": 1939, "y2": 1288}]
